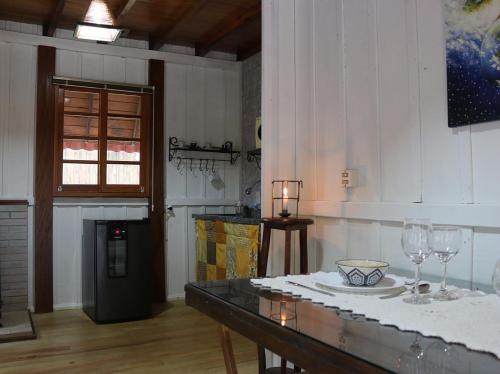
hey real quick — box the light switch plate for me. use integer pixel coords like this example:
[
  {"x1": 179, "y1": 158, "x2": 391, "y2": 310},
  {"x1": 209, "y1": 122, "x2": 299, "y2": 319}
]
[{"x1": 341, "y1": 169, "x2": 358, "y2": 188}]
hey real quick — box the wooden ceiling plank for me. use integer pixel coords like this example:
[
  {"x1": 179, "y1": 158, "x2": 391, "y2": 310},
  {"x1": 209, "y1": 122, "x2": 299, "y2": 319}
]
[
  {"x1": 114, "y1": 0, "x2": 137, "y2": 23},
  {"x1": 149, "y1": 0, "x2": 209, "y2": 51},
  {"x1": 43, "y1": 0, "x2": 66, "y2": 37},
  {"x1": 196, "y1": 3, "x2": 261, "y2": 57}
]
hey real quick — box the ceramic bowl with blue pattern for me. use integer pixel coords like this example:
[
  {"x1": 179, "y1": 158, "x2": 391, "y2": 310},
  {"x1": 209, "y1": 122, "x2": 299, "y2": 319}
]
[{"x1": 336, "y1": 259, "x2": 389, "y2": 287}]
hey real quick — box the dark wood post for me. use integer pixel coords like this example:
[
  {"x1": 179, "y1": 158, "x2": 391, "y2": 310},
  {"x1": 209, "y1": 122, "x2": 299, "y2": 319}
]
[
  {"x1": 148, "y1": 59, "x2": 166, "y2": 302},
  {"x1": 35, "y1": 45, "x2": 56, "y2": 313}
]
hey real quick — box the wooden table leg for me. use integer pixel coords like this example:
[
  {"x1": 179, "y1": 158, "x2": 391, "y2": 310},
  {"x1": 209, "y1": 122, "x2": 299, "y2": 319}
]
[
  {"x1": 299, "y1": 228, "x2": 308, "y2": 274},
  {"x1": 284, "y1": 228, "x2": 291, "y2": 275},
  {"x1": 219, "y1": 324, "x2": 238, "y2": 374},
  {"x1": 259, "y1": 226, "x2": 271, "y2": 277}
]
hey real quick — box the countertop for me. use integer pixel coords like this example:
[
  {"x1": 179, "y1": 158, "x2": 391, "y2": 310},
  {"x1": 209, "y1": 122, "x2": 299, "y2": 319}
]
[{"x1": 192, "y1": 213, "x2": 261, "y2": 225}]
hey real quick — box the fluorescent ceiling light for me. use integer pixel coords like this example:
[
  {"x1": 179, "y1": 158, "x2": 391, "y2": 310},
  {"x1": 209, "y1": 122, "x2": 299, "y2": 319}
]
[{"x1": 75, "y1": 22, "x2": 122, "y2": 42}]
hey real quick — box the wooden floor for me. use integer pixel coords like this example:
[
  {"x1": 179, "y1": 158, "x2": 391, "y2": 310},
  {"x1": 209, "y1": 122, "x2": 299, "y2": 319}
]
[{"x1": 0, "y1": 301, "x2": 258, "y2": 373}]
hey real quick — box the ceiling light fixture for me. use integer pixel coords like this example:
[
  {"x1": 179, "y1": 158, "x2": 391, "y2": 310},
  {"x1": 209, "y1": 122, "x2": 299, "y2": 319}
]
[
  {"x1": 75, "y1": 22, "x2": 122, "y2": 42},
  {"x1": 75, "y1": 0, "x2": 121, "y2": 42}
]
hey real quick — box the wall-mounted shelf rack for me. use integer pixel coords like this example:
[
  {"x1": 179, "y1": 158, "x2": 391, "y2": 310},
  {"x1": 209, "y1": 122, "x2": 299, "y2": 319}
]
[
  {"x1": 168, "y1": 137, "x2": 240, "y2": 165},
  {"x1": 247, "y1": 148, "x2": 261, "y2": 169}
]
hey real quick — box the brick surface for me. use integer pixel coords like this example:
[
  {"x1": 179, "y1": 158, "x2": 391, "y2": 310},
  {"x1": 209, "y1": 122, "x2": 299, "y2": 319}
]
[
  {"x1": 10, "y1": 211, "x2": 28, "y2": 219},
  {"x1": 0, "y1": 205, "x2": 27, "y2": 212},
  {"x1": 0, "y1": 218, "x2": 27, "y2": 226},
  {"x1": 0, "y1": 205, "x2": 29, "y2": 311}
]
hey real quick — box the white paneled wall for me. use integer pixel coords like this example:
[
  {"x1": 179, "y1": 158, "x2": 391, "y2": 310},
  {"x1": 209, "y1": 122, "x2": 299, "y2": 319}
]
[
  {"x1": 0, "y1": 42, "x2": 36, "y2": 199},
  {"x1": 263, "y1": 0, "x2": 500, "y2": 287},
  {"x1": 0, "y1": 26, "x2": 242, "y2": 308},
  {"x1": 165, "y1": 62, "x2": 241, "y2": 298}
]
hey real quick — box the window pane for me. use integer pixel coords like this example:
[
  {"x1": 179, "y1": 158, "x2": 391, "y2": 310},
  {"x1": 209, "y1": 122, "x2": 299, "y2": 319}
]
[
  {"x1": 63, "y1": 139, "x2": 98, "y2": 161},
  {"x1": 106, "y1": 164, "x2": 140, "y2": 185},
  {"x1": 64, "y1": 90, "x2": 99, "y2": 114},
  {"x1": 107, "y1": 140, "x2": 140, "y2": 161},
  {"x1": 64, "y1": 115, "x2": 98, "y2": 137},
  {"x1": 108, "y1": 93, "x2": 141, "y2": 116},
  {"x1": 63, "y1": 163, "x2": 98, "y2": 185},
  {"x1": 107, "y1": 117, "x2": 141, "y2": 139}
]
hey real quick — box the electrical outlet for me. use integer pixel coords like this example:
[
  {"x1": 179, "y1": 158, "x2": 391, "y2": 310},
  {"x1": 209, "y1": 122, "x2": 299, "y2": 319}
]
[{"x1": 341, "y1": 169, "x2": 358, "y2": 188}]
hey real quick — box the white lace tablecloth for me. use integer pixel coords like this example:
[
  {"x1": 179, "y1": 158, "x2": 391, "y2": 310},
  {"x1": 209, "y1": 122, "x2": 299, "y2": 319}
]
[{"x1": 251, "y1": 272, "x2": 500, "y2": 359}]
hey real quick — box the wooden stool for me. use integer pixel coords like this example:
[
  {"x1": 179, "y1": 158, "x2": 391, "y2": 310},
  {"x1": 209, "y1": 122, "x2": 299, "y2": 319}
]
[
  {"x1": 258, "y1": 217, "x2": 314, "y2": 374},
  {"x1": 258, "y1": 217, "x2": 315, "y2": 277}
]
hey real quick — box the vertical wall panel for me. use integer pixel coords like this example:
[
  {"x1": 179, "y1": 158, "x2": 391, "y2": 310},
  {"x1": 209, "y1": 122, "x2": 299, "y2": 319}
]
[
  {"x1": 53, "y1": 206, "x2": 82, "y2": 308},
  {"x1": 0, "y1": 42, "x2": 10, "y2": 197},
  {"x1": 167, "y1": 206, "x2": 187, "y2": 297},
  {"x1": 276, "y1": 0, "x2": 296, "y2": 180},
  {"x1": 165, "y1": 63, "x2": 188, "y2": 199},
  {"x1": 294, "y1": 0, "x2": 315, "y2": 202},
  {"x1": 376, "y1": 0, "x2": 421, "y2": 203},
  {"x1": 56, "y1": 50, "x2": 82, "y2": 78},
  {"x1": 343, "y1": 0, "x2": 380, "y2": 202},
  {"x1": 314, "y1": 0, "x2": 346, "y2": 202},
  {"x1": 4, "y1": 44, "x2": 35, "y2": 198},
  {"x1": 81, "y1": 53, "x2": 104, "y2": 80},
  {"x1": 223, "y1": 69, "x2": 241, "y2": 201},
  {"x1": 471, "y1": 122, "x2": 500, "y2": 204},
  {"x1": 417, "y1": 0, "x2": 469, "y2": 203},
  {"x1": 315, "y1": 217, "x2": 347, "y2": 271},
  {"x1": 125, "y1": 58, "x2": 147, "y2": 85},
  {"x1": 103, "y1": 55, "x2": 126, "y2": 82}
]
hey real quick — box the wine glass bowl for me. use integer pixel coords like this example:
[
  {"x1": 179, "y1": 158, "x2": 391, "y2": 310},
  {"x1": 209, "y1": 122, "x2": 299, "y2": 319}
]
[
  {"x1": 401, "y1": 219, "x2": 433, "y2": 304},
  {"x1": 432, "y1": 226, "x2": 462, "y2": 301},
  {"x1": 492, "y1": 259, "x2": 500, "y2": 296}
]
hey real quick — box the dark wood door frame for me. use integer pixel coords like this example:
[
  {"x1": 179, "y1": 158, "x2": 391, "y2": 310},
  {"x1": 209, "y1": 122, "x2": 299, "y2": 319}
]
[
  {"x1": 35, "y1": 45, "x2": 56, "y2": 313},
  {"x1": 148, "y1": 59, "x2": 166, "y2": 302}
]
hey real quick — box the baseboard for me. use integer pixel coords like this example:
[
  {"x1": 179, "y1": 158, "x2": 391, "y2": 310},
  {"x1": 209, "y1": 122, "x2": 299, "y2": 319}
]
[
  {"x1": 53, "y1": 303, "x2": 82, "y2": 311},
  {"x1": 167, "y1": 293, "x2": 185, "y2": 301}
]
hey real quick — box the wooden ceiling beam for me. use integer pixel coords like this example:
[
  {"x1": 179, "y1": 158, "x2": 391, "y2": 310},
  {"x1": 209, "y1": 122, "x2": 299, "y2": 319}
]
[
  {"x1": 149, "y1": 0, "x2": 208, "y2": 51},
  {"x1": 196, "y1": 4, "x2": 261, "y2": 57},
  {"x1": 43, "y1": 0, "x2": 66, "y2": 37},
  {"x1": 114, "y1": 0, "x2": 137, "y2": 23}
]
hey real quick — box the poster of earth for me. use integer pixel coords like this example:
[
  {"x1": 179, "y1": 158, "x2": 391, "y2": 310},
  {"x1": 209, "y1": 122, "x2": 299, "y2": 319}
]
[{"x1": 444, "y1": 0, "x2": 500, "y2": 127}]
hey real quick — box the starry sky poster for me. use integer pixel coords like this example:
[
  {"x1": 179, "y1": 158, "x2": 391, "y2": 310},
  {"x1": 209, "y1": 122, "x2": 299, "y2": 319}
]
[{"x1": 444, "y1": 0, "x2": 500, "y2": 127}]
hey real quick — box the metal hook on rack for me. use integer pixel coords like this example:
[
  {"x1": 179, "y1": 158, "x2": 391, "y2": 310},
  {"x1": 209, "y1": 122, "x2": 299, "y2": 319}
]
[
  {"x1": 205, "y1": 159, "x2": 209, "y2": 172},
  {"x1": 212, "y1": 159, "x2": 216, "y2": 173},
  {"x1": 190, "y1": 158, "x2": 193, "y2": 172},
  {"x1": 175, "y1": 157, "x2": 184, "y2": 175},
  {"x1": 199, "y1": 159, "x2": 204, "y2": 172}
]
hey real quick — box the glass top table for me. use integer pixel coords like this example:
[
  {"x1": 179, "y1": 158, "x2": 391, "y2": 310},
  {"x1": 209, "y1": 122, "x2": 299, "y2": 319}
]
[{"x1": 185, "y1": 277, "x2": 500, "y2": 374}]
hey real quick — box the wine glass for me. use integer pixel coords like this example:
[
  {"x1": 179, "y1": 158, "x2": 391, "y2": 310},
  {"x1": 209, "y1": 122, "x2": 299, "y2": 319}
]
[
  {"x1": 424, "y1": 340, "x2": 460, "y2": 373},
  {"x1": 397, "y1": 334, "x2": 425, "y2": 374},
  {"x1": 401, "y1": 219, "x2": 433, "y2": 304},
  {"x1": 432, "y1": 226, "x2": 462, "y2": 301},
  {"x1": 492, "y1": 259, "x2": 500, "y2": 296}
]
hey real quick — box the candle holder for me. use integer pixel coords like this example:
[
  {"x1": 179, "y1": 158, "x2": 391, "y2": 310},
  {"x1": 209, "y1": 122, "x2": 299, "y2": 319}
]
[
  {"x1": 272, "y1": 180, "x2": 303, "y2": 218},
  {"x1": 260, "y1": 290, "x2": 298, "y2": 329}
]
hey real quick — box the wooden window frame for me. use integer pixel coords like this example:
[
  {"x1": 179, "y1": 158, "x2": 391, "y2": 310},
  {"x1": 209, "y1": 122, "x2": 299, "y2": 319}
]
[{"x1": 53, "y1": 85, "x2": 151, "y2": 197}]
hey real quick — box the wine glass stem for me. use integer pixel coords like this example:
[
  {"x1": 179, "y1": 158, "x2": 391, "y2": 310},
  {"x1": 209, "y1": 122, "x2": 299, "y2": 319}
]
[
  {"x1": 414, "y1": 263, "x2": 421, "y2": 300},
  {"x1": 440, "y1": 262, "x2": 448, "y2": 293}
]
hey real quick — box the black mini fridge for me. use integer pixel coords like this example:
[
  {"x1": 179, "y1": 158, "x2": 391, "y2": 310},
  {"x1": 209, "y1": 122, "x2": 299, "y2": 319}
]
[{"x1": 82, "y1": 219, "x2": 152, "y2": 323}]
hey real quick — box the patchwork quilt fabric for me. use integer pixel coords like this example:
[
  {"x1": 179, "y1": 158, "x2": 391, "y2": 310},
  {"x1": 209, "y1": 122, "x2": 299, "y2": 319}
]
[{"x1": 196, "y1": 219, "x2": 260, "y2": 281}]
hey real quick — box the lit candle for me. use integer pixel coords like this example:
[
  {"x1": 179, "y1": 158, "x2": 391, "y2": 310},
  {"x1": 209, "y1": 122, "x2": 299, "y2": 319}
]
[{"x1": 283, "y1": 186, "x2": 289, "y2": 212}]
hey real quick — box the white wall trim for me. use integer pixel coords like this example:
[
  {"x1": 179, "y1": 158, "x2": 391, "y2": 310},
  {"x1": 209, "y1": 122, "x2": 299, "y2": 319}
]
[
  {"x1": 0, "y1": 30, "x2": 240, "y2": 71},
  {"x1": 165, "y1": 198, "x2": 238, "y2": 207},
  {"x1": 167, "y1": 293, "x2": 185, "y2": 301},
  {"x1": 301, "y1": 200, "x2": 500, "y2": 229},
  {"x1": 54, "y1": 302, "x2": 82, "y2": 311}
]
